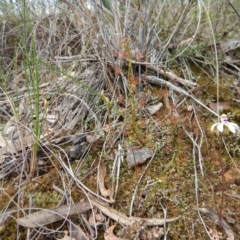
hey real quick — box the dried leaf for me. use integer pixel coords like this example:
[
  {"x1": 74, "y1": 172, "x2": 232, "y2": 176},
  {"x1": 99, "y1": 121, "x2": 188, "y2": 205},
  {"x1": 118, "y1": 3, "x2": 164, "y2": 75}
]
[
  {"x1": 98, "y1": 161, "x2": 115, "y2": 203},
  {"x1": 17, "y1": 200, "x2": 92, "y2": 228},
  {"x1": 147, "y1": 102, "x2": 163, "y2": 115},
  {"x1": 104, "y1": 224, "x2": 126, "y2": 240}
]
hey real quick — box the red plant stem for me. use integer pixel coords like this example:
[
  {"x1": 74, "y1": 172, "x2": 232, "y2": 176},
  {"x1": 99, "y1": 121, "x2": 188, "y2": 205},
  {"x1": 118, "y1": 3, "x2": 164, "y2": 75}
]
[{"x1": 218, "y1": 132, "x2": 225, "y2": 228}]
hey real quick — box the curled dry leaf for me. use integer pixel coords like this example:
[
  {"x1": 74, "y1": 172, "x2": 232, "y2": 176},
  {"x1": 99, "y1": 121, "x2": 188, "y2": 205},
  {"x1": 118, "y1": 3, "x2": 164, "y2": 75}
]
[
  {"x1": 98, "y1": 161, "x2": 115, "y2": 203},
  {"x1": 104, "y1": 224, "x2": 126, "y2": 240},
  {"x1": 147, "y1": 102, "x2": 163, "y2": 115}
]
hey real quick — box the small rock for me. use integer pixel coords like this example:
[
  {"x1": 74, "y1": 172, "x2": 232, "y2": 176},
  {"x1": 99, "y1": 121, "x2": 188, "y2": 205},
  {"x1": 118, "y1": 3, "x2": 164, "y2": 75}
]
[
  {"x1": 68, "y1": 144, "x2": 82, "y2": 160},
  {"x1": 126, "y1": 147, "x2": 154, "y2": 169}
]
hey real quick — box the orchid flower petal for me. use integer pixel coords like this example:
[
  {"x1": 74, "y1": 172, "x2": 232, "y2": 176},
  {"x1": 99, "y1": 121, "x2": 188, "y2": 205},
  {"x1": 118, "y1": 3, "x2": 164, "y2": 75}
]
[
  {"x1": 217, "y1": 123, "x2": 224, "y2": 132},
  {"x1": 211, "y1": 123, "x2": 219, "y2": 132},
  {"x1": 229, "y1": 122, "x2": 240, "y2": 131},
  {"x1": 227, "y1": 124, "x2": 236, "y2": 133},
  {"x1": 225, "y1": 122, "x2": 239, "y2": 133}
]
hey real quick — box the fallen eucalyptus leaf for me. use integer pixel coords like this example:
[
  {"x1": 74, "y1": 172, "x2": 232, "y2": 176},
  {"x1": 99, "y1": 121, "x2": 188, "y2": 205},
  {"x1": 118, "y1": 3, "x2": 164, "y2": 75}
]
[{"x1": 17, "y1": 200, "x2": 92, "y2": 228}]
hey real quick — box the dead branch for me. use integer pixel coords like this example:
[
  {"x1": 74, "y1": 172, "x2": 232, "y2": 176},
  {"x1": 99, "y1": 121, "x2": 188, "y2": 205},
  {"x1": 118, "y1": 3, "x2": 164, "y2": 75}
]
[{"x1": 88, "y1": 194, "x2": 179, "y2": 226}]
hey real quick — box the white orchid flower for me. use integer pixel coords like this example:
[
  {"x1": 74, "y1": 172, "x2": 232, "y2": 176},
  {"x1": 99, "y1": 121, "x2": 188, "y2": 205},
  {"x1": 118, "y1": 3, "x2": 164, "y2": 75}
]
[{"x1": 211, "y1": 114, "x2": 240, "y2": 133}]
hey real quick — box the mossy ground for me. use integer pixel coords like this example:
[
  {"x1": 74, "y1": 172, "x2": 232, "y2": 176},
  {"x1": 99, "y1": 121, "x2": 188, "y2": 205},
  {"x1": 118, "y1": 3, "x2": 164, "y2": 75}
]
[{"x1": 1, "y1": 66, "x2": 240, "y2": 239}]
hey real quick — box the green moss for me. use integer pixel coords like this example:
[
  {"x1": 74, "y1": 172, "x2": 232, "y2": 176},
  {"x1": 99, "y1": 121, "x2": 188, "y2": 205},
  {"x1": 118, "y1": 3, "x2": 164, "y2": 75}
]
[{"x1": 33, "y1": 191, "x2": 61, "y2": 208}]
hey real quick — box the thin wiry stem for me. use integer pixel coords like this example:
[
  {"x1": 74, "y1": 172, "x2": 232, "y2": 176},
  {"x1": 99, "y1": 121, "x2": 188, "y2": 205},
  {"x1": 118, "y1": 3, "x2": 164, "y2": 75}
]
[{"x1": 218, "y1": 132, "x2": 225, "y2": 228}]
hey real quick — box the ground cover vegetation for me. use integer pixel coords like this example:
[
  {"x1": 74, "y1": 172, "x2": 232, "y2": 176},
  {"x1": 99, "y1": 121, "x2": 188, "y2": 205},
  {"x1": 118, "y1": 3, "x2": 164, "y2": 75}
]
[{"x1": 1, "y1": 0, "x2": 240, "y2": 239}]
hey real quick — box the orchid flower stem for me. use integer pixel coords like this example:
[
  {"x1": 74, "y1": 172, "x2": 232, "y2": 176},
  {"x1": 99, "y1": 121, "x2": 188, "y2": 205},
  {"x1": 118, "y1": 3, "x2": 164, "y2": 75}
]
[{"x1": 218, "y1": 132, "x2": 225, "y2": 228}]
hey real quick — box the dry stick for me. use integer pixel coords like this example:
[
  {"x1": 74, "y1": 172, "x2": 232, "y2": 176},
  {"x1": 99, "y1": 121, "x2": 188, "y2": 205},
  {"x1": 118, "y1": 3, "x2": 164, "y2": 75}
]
[
  {"x1": 145, "y1": 76, "x2": 219, "y2": 118},
  {"x1": 116, "y1": 56, "x2": 198, "y2": 88},
  {"x1": 88, "y1": 194, "x2": 179, "y2": 226}
]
